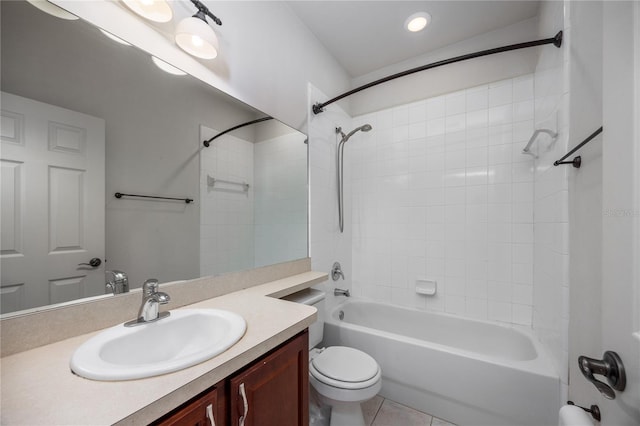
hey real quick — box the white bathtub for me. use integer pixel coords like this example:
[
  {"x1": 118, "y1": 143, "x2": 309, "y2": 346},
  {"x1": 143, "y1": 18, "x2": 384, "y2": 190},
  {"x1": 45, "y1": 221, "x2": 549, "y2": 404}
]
[{"x1": 322, "y1": 299, "x2": 560, "y2": 426}]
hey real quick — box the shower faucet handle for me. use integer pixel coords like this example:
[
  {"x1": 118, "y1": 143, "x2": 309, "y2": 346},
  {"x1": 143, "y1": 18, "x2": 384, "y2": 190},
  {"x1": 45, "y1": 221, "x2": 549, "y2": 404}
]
[
  {"x1": 578, "y1": 351, "x2": 626, "y2": 400},
  {"x1": 331, "y1": 262, "x2": 345, "y2": 281}
]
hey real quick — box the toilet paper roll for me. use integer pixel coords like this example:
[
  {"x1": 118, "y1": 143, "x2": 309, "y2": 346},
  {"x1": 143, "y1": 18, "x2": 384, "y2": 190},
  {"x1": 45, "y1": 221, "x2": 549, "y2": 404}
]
[{"x1": 559, "y1": 405, "x2": 595, "y2": 426}]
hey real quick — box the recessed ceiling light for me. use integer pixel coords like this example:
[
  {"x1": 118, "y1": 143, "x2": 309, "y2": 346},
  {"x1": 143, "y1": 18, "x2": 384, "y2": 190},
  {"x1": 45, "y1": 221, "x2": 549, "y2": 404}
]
[
  {"x1": 99, "y1": 29, "x2": 132, "y2": 46},
  {"x1": 151, "y1": 56, "x2": 187, "y2": 76},
  {"x1": 405, "y1": 12, "x2": 431, "y2": 33}
]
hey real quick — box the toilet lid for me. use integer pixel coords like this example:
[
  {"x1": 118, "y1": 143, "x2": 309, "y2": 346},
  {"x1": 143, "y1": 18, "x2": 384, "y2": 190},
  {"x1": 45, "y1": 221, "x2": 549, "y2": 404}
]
[{"x1": 311, "y1": 346, "x2": 379, "y2": 383}]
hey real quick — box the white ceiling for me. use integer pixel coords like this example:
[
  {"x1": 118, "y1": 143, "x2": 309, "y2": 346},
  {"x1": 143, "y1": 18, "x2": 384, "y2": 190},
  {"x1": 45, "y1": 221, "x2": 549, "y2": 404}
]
[{"x1": 287, "y1": 1, "x2": 540, "y2": 78}]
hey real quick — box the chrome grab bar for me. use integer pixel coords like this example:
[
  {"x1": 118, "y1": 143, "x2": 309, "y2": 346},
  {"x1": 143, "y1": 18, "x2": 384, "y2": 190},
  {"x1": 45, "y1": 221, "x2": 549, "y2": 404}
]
[{"x1": 522, "y1": 128, "x2": 558, "y2": 158}]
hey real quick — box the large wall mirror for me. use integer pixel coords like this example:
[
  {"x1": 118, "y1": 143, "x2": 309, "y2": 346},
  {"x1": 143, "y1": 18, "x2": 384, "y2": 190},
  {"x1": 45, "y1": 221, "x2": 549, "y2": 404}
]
[{"x1": 0, "y1": 1, "x2": 308, "y2": 315}]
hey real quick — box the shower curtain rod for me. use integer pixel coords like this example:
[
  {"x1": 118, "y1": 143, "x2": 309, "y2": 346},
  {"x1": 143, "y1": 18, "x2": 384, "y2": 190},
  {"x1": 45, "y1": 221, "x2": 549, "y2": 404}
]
[
  {"x1": 203, "y1": 116, "x2": 273, "y2": 147},
  {"x1": 312, "y1": 31, "x2": 563, "y2": 115},
  {"x1": 554, "y1": 126, "x2": 603, "y2": 168}
]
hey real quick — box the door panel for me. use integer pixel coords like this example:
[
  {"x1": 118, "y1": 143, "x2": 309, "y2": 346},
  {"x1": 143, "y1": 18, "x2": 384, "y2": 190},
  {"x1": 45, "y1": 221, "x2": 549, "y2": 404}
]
[
  {"x1": 0, "y1": 92, "x2": 105, "y2": 312},
  {"x1": 0, "y1": 159, "x2": 23, "y2": 256},
  {"x1": 49, "y1": 166, "x2": 85, "y2": 252}
]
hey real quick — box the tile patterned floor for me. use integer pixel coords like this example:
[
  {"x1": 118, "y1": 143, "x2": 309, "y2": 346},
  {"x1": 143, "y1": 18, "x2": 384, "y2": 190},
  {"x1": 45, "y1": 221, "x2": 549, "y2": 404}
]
[{"x1": 362, "y1": 396, "x2": 457, "y2": 426}]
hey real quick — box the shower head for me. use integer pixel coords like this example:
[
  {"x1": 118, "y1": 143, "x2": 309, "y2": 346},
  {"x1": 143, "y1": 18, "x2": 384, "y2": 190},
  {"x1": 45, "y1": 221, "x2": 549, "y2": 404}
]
[{"x1": 336, "y1": 124, "x2": 373, "y2": 143}]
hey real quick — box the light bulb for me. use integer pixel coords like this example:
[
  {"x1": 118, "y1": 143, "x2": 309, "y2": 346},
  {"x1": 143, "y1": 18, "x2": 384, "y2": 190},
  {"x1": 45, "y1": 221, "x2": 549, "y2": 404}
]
[
  {"x1": 175, "y1": 16, "x2": 219, "y2": 59},
  {"x1": 405, "y1": 12, "x2": 431, "y2": 33},
  {"x1": 192, "y1": 35, "x2": 204, "y2": 47},
  {"x1": 122, "y1": 0, "x2": 173, "y2": 23}
]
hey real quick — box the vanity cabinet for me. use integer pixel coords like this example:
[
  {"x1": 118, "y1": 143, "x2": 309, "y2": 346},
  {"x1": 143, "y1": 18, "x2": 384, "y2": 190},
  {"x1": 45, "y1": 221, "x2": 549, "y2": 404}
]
[
  {"x1": 155, "y1": 382, "x2": 225, "y2": 426},
  {"x1": 229, "y1": 330, "x2": 309, "y2": 426},
  {"x1": 154, "y1": 331, "x2": 308, "y2": 426}
]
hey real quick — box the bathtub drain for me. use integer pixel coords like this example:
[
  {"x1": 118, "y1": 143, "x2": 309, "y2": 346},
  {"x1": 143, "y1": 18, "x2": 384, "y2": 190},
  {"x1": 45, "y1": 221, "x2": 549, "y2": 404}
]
[{"x1": 339, "y1": 310, "x2": 344, "y2": 320}]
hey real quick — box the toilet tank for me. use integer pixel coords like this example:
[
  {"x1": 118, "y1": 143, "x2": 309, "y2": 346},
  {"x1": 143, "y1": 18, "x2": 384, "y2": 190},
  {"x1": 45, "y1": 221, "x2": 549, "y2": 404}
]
[{"x1": 282, "y1": 288, "x2": 326, "y2": 349}]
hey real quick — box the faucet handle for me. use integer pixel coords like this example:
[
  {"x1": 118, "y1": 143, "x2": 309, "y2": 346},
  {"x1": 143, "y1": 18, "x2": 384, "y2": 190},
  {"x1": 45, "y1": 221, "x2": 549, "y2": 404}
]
[
  {"x1": 331, "y1": 262, "x2": 345, "y2": 281},
  {"x1": 142, "y1": 278, "x2": 159, "y2": 296}
]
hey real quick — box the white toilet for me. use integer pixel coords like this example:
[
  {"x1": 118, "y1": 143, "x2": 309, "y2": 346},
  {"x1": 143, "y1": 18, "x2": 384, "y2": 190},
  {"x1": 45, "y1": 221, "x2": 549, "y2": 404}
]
[{"x1": 283, "y1": 289, "x2": 382, "y2": 426}]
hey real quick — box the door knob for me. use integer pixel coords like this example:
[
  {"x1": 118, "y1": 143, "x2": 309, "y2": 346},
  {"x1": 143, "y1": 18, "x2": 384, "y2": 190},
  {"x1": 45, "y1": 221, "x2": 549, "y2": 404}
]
[
  {"x1": 78, "y1": 257, "x2": 102, "y2": 268},
  {"x1": 578, "y1": 351, "x2": 626, "y2": 400}
]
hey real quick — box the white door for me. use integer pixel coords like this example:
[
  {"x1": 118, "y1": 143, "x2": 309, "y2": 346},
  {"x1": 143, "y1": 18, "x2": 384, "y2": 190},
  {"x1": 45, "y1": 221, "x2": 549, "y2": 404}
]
[
  {"x1": 600, "y1": 2, "x2": 640, "y2": 424},
  {"x1": 1, "y1": 92, "x2": 105, "y2": 313}
]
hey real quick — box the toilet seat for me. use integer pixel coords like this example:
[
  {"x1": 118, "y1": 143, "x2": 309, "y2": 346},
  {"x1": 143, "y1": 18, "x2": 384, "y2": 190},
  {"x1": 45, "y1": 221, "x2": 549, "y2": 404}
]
[{"x1": 310, "y1": 346, "x2": 381, "y2": 390}]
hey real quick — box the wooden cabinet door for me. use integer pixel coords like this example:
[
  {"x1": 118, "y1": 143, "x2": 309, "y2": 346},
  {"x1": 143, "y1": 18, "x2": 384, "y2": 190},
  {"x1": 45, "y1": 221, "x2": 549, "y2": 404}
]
[
  {"x1": 155, "y1": 382, "x2": 225, "y2": 426},
  {"x1": 229, "y1": 331, "x2": 309, "y2": 426}
]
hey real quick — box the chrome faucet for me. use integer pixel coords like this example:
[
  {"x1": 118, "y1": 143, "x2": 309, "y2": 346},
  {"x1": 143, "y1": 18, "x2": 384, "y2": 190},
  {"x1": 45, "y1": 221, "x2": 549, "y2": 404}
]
[
  {"x1": 125, "y1": 279, "x2": 170, "y2": 327},
  {"x1": 334, "y1": 288, "x2": 350, "y2": 297},
  {"x1": 331, "y1": 262, "x2": 345, "y2": 281},
  {"x1": 105, "y1": 270, "x2": 129, "y2": 295}
]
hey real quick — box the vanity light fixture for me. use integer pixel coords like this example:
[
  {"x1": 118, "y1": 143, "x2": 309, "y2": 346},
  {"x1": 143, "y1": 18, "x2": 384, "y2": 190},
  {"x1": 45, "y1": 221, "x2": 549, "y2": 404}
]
[
  {"x1": 405, "y1": 12, "x2": 431, "y2": 33},
  {"x1": 99, "y1": 29, "x2": 133, "y2": 46},
  {"x1": 122, "y1": 0, "x2": 173, "y2": 23},
  {"x1": 26, "y1": 0, "x2": 78, "y2": 20},
  {"x1": 175, "y1": 0, "x2": 222, "y2": 60},
  {"x1": 151, "y1": 56, "x2": 188, "y2": 76}
]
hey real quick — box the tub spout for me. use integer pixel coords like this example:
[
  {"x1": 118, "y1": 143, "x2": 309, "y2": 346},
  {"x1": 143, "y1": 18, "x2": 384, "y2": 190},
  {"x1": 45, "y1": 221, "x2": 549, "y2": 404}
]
[{"x1": 334, "y1": 288, "x2": 350, "y2": 297}]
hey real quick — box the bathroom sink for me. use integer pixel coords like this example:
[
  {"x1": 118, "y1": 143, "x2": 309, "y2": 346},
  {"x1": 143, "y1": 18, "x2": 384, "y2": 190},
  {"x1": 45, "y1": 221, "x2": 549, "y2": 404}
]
[{"x1": 70, "y1": 309, "x2": 246, "y2": 381}]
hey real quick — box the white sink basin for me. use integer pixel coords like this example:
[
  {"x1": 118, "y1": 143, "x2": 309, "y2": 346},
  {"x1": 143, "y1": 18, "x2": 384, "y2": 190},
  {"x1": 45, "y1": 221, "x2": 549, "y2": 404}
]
[{"x1": 70, "y1": 309, "x2": 246, "y2": 381}]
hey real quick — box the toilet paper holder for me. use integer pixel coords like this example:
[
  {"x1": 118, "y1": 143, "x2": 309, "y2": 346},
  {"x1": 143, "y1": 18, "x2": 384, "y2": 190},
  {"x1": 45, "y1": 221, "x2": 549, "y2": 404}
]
[{"x1": 567, "y1": 401, "x2": 601, "y2": 422}]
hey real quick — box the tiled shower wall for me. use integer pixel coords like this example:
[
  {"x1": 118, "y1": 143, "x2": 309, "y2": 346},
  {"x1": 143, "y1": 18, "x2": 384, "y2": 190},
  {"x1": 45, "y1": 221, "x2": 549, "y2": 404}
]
[
  {"x1": 350, "y1": 75, "x2": 536, "y2": 326},
  {"x1": 200, "y1": 130, "x2": 254, "y2": 277}
]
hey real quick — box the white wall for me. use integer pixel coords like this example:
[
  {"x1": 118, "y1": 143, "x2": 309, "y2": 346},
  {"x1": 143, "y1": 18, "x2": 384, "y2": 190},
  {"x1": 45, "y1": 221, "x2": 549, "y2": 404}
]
[
  {"x1": 601, "y1": 2, "x2": 640, "y2": 422},
  {"x1": 531, "y1": 0, "x2": 570, "y2": 397},
  {"x1": 349, "y1": 76, "x2": 536, "y2": 325},
  {"x1": 54, "y1": 0, "x2": 351, "y2": 132},
  {"x1": 565, "y1": 0, "x2": 604, "y2": 407}
]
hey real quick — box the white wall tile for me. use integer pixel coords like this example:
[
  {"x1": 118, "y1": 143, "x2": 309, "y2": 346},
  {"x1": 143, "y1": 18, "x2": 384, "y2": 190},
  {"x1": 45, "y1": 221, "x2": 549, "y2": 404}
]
[
  {"x1": 352, "y1": 75, "x2": 536, "y2": 326},
  {"x1": 426, "y1": 96, "x2": 446, "y2": 119},
  {"x1": 445, "y1": 91, "x2": 466, "y2": 116},
  {"x1": 445, "y1": 295, "x2": 466, "y2": 315},
  {"x1": 489, "y1": 81, "x2": 513, "y2": 107},
  {"x1": 488, "y1": 144, "x2": 513, "y2": 165},
  {"x1": 512, "y1": 304, "x2": 532, "y2": 326},
  {"x1": 408, "y1": 101, "x2": 427, "y2": 124},
  {"x1": 488, "y1": 105, "x2": 513, "y2": 126},
  {"x1": 488, "y1": 300, "x2": 512, "y2": 323},
  {"x1": 466, "y1": 85, "x2": 489, "y2": 112}
]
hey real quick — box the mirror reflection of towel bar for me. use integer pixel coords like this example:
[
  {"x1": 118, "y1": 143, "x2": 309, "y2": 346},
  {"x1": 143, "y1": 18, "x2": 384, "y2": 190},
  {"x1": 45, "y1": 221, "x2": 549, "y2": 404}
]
[
  {"x1": 207, "y1": 175, "x2": 249, "y2": 192},
  {"x1": 114, "y1": 192, "x2": 193, "y2": 203}
]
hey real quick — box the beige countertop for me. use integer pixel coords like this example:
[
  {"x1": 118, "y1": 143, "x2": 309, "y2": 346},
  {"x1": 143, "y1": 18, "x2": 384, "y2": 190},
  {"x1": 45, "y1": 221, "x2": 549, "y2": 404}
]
[{"x1": 1, "y1": 272, "x2": 324, "y2": 425}]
